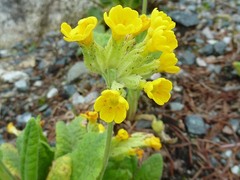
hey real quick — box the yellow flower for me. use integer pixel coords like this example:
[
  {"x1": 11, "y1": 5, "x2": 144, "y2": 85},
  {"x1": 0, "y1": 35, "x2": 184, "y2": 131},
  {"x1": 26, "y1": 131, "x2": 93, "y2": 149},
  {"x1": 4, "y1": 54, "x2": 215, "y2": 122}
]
[
  {"x1": 116, "y1": 128, "x2": 129, "y2": 141},
  {"x1": 94, "y1": 90, "x2": 129, "y2": 124},
  {"x1": 146, "y1": 28, "x2": 178, "y2": 52},
  {"x1": 148, "y1": 8, "x2": 175, "y2": 36},
  {"x1": 133, "y1": 14, "x2": 150, "y2": 36},
  {"x1": 81, "y1": 111, "x2": 98, "y2": 123},
  {"x1": 143, "y1": 78, "x2": 172, "y2": 105},
  {"x1": 158, "y1": 52, "x2": 180, "y2": 74},
  {"x1": 7, "y1": 122, "x2": 20, "y2": 136},
  {"x1": 98, "y1": 123, "x2": 105, "y2": 133},
  {"x1": 128, "y1": 148, "x2": 144, "y2": 160},
  {"x1": 145, "y1": 136, "x2": 162, "y2": 150},
  {"x1": 104, "y1": 5, "x2": 142, "y2": 40},
  {"x1": 60, "y1": 16, "x2": 97, "y2": 45}
]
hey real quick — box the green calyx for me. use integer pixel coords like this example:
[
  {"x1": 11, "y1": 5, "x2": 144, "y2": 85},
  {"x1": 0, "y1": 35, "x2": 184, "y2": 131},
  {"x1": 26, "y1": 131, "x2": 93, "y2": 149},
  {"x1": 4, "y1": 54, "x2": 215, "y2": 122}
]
[{"x1": 82, "y1": 32, "x2": 161, "y2": 90}]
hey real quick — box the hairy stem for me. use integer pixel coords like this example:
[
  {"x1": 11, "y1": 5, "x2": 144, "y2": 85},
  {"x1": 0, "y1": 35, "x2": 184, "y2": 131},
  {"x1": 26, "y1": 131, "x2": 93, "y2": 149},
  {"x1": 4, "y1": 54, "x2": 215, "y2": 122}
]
[
  {"x1": 127, "y1": 89, "x2": 140, "y2": 121},
  {"x1": 142, "y1": 0, "x2": 148, "y2": 14},
  {"x1": 98, "y1": 122, "x2": 114, "y2": 179}
]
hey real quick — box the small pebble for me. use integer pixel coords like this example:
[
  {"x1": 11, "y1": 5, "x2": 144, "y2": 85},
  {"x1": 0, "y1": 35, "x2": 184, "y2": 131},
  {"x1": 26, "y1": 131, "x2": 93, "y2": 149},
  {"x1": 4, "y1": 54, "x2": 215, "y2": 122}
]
[
  {"x1": 185, "y1": 115, "x2": 207, "y2": 135},
  {"x1": 33, "y1": 80, "x2": 43, "y2": 87},
  {"x1": 1, "y1": 71, "x2": 29, "y2": 83},
  {"x1": 231, "y1": 165, "x2": 240, "y2": 176},
  {"x1": 47, "y1": 88, "x2": 58, "y2": 98},
  {"x1": 169, "y1": 102, "x2": 184, "y2": 111},
  {"x1": 16, "y1": 112, "x2": 32, "y2": 125},
  {"x1": 14, "y1": 79, "x2": 29, "y2": 92},
  {"x1": 72, "y1": 92, "x2": 85, "y2": 105}
]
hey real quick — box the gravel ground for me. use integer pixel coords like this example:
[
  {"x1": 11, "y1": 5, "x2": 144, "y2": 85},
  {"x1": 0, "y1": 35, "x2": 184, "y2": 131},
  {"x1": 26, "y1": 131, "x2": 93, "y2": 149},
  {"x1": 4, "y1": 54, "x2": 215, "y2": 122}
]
[{"x1": 1, "y1": 0, "x2": 240, "y2": 179}]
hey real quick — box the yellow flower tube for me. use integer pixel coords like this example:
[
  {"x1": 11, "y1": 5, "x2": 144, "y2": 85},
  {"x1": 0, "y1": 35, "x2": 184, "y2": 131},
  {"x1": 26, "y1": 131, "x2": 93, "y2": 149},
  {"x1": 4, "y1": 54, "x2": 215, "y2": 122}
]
[
  {"x1": 60, "y1": 16, "x2": 97, "y2": 46},
  {"x1": 94, "y1": 90, "x2": 129, "y2": 124},
  {"x1": 143, "y1": 78, "x2": 172, "y2": 105},
  {"x1": 104, "y1": 5, "x2": 142, "y2": 40},
  {"x1": 158, "y1": 52, "x2": 180, "y2": 74}
]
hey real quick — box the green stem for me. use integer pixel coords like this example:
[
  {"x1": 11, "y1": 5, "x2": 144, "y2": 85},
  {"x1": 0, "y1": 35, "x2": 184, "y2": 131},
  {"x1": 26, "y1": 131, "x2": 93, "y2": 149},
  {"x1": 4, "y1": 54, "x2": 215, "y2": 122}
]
[
  {"x1": 98, "y1": 122, "x2": 114, "y2": 180},
  {"x1": 142, "y1": 0, "x2": 148, "y2": 14},
  {"x1": 127, "y1": 89, "x2": 140, "y2": 121}
]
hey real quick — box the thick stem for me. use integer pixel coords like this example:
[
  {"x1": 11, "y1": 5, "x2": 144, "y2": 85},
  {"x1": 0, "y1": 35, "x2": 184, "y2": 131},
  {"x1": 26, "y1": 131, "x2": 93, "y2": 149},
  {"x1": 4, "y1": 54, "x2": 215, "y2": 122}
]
[
  {"x1": 127, "y1": 89, "x2": 140, "y2": 121},
  {"x1": 142, "y1": 0, "x2": 148, "y2": 14},
  {"x1": 98, "y1": 122, "x2": 114, "y2": 180}
]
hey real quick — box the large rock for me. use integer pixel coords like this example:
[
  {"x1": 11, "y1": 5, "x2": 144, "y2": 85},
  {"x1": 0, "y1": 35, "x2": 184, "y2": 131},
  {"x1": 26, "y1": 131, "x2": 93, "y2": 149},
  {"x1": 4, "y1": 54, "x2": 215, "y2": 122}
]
[{"x1": 0, "y1": 0, "x2": 92, "y2": 48}]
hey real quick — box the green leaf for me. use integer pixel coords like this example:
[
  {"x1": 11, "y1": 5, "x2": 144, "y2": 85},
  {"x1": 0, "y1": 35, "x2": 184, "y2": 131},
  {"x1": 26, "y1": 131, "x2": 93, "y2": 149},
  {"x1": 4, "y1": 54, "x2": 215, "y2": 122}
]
[
  {"x1": 38, "y1": 141, "x2": 54, "y2": 180},
  {"x1": 0, "y1": 143, "x2": 20, "y2": 179},
  {"x1": 55, "y1": 116, "x2": 87, "y2": 159},
  {"x1": 71, "y1": 132, "x2": 106, "y2": 180},
  {"x1": 0, "y1": 160, "x2": 16, "y2": 180},
  {"x1": 103, "y1": 156, "x2": 138, "y2": 180},
  {"x1": 20, "y1": 119, "x2": 40, "y2": 180},
  {"x1": 20, "y1": 118, "x2": 54, "y2": 180},
  {"x1": 134, "y1": 154, "x2": 163, "y2": 180},
  {"x1": 47, "y1": 155, "x2": 72, "y2": 180}
]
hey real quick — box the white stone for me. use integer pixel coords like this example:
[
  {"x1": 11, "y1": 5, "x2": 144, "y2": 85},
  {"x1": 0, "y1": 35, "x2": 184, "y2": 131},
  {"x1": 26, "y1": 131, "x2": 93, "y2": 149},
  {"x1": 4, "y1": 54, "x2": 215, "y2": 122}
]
[
  {"x1": 1, "y1": 71, "x2": 29, "y2": 83},
  {"x1": 33, "y1": 80, "x2": 43, "y2": 87},
  {"x1": 47, "y1": 88, "x2": 58, "y2": 98},
  {"x1": 202, "y1": 27, "x2": 214, "y2": 39},
  {"x1": 196, "y1": 57, "x2": 207, "y2": 67},
  {"x1": 231, "y1": 165, "x2": 240, "y2": 176}
]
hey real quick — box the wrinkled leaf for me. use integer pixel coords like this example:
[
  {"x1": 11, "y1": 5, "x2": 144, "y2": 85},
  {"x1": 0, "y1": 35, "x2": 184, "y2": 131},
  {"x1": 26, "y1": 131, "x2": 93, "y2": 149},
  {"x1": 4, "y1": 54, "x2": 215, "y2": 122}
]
[
  {"x1": 55, "y1": 116, "x2": 87, "y2": 159},
  {"x1": 47, "y1": 155, "x2": 72, "y2": 180},
  {"x1": 135, "y1": 153, "x2": 163, "y2": 180},
  {"x1": 103, "y1": 156, "x2": 138, "y2": 180},
  {"x1": 71, "y1": 132, "x2": 106, "y2": 180},
  {"x1": 0, "y1": 143, "x2": 20, "y2": 178}
]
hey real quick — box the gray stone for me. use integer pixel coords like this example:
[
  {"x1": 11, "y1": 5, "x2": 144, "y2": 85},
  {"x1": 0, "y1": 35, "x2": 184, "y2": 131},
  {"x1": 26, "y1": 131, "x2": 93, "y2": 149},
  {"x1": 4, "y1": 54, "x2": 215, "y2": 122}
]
[
  {"x1": 63, "y1": 85, "x2": 76, "y2": 97},
  {"x1": 47, "y1": 87, "x2": 58, "y2": 98},
  {"x1": 207, "y1": 64, "x2": 222, "y2": 74},
  {"x1": 229, "y1": 119, "x2": 239, "y2": 132},
  {"x1": 1, "y1": 71, "x2": 29, "y2": 83},
  {"x1": 169, "y1": 102, "x2": 184, "y2": 111},
  {"x1": 16, "y1": 112, "x2": 32, "y2": 125},
  {"x1": 0, "y1": 0, "x2": 93, "y2": 48},
  {"x1": 214, "y1": 41, "x2": 227, "y2": 56},
  {"x1": 136, "y1": 120, "x2": 152, "y2": 129},
  {"x1": 185, "y1": 115, "x2": 207, "y2": 135},
  {"x1": 169, "y1": 11, "x2": 199, "y2": 27},
  {"x1": 210, "y1": 156, "x2": 218, "y2": 167},
  {"x1": 199, "y1": 44, "x2": 214, "y2": 56},
  {"x1": 14, "y1": 79, "x2": 29, "y2": 92},
  {"x1": 179, "y1": 51, "x2": 196, "y2": 65},
  {"x1": 84, "y1": 91, "x2": 99, "y2": 103},
  {"x1": 43, "y1": 108, "x2": 52, "y2": 117},
  {"x1": 67, "y1": 62, "x2": 88, "y2": 83},
  {"x1": 72, "y1": 92, "x2": 85, "y2": 105},
  {"x1": 38, "y1": 104, "x2": 49, "y2": 112}
]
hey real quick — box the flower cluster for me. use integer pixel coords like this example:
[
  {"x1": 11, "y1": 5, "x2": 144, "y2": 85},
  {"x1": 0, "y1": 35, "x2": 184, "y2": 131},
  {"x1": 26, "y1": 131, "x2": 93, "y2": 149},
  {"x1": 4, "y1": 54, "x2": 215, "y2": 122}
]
[{"x1": 61, "y1": 5, "x2": 179, "y2": 124}]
